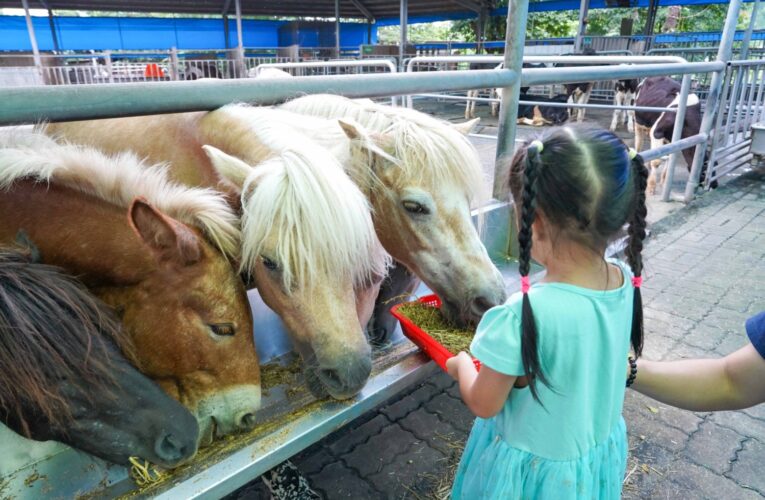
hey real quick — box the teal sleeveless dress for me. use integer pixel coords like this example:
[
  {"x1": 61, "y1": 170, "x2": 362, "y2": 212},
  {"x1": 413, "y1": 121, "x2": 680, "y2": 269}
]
[{"x1": 452, "y1": 260, "x2": 633, "y2": 499}]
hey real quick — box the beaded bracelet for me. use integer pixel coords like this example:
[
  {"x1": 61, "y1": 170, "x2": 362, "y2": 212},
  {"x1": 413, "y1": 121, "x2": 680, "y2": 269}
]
[{"x1": 626, "y1": 356, "x2": 638, "y2": 388}]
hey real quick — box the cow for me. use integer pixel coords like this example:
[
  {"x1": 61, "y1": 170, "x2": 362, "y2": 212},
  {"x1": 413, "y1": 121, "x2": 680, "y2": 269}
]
[
  {"x1": 464, "y1": 62, "x2": 548, "y2": 119},
  {"x1": 610, "y1": 78, "x2": 639, "y2": 133},
  {"x1": 517, "y1": 93, "x2": 570, "y2": 127},
  {"x1": 634, "y1": 76, "x2": 703, "y2": 195},
  {"x1": 551, "y1": 48, "x2": 598, "y2": 123},
  {"x1": 465, "y1": 62, "x2": 503, "y2": 119}
]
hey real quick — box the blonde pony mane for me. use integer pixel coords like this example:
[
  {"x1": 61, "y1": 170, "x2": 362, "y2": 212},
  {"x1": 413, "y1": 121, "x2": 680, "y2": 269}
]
[
  {"x1": 0, "y1": 128, "x2": 240, "y2": 258},
  {"x1": 280, "y1": 95, "x2": 485, "y2": 200},
  {"x1": 216, "y1": 104, "x2": 391, "y2": 290}
]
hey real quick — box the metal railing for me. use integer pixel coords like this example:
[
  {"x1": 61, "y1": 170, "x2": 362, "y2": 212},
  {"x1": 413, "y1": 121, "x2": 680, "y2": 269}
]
[
  {"x1": 252, "y1": 59, "x2": 399, "y2": 105},
  {"x1": 704, "y1": 59, "x2": 765, "y2": 186},
  {"x1": 403, "y1": 53, "x2": 739, "y2": 201}
]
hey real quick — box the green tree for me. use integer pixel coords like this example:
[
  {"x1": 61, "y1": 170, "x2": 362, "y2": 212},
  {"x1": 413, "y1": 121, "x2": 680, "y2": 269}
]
[{"x1": 378, "y1": 21, "x2": 466, "y2": 44}]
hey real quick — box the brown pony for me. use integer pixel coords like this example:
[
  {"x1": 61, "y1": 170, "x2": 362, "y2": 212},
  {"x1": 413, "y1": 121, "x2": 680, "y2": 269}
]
[
  {"x1": 0, "y1": 131, "x2": 259, "y2": 446},
  {"x1": 47, "y1": 111, "x2": 389, "y2": 401},
  {"x1": 0, "y1": 246, "x2": 199, "y2": 467}
]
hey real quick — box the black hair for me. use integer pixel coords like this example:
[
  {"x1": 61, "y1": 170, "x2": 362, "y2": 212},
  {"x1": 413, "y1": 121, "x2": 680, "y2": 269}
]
[{"x1": 508, "y1": 125, "x2": 647, "y2": 402}]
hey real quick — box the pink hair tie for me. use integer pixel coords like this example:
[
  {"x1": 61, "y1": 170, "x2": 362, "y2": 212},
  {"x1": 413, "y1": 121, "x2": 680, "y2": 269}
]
[
  {"x1": 521, "y1": 276, "x2": 531, "y2": 294},
  {"x1": 631, "y1": 276, "x2": 643, "y2": 288}
]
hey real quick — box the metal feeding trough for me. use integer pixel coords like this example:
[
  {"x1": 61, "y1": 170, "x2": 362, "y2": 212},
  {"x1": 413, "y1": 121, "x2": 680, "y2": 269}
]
[
  {"x1": 750, "y1": 123, "x2": 765, "y2": 156},
  {"x1": 749, "y1": 122, "x2": 765, "y2": 166}
]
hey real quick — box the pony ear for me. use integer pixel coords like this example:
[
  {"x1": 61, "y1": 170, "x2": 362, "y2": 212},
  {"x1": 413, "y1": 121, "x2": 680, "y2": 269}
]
[
  {"x1": 451, "y1": 118, "x2": 480, "y2": 135},
  {"x1": 337, "y1": 119, "x2": 367, "y2": 141},
  {"x1": 203, "y1": 145, "x2": 251, "y2": 193},
  {"x1": 338, "y1": 119, "x2": 397, "y2": 163},
  {"x1": 129, "y1": 198, "x2": 201, "y2": 267}
]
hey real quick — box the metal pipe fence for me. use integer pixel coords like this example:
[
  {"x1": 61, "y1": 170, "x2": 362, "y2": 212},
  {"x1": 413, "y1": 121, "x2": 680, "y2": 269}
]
[{"x1": 704, "y1": 59, "x2": 765, "y2": 186}]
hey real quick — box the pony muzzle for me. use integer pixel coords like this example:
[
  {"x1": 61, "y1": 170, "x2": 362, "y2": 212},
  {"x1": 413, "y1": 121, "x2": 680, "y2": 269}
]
[
  {"x1": 194, "y1": 384, "x2": 261, "y2": 445},
  {"x1": 304, "y1": 342, "x2": 372, "y2": 400}
]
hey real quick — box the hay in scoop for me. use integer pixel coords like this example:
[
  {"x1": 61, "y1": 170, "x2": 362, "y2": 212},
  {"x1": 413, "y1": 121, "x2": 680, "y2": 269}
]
[{"x1": 397, "y1": 301, "x2": 476, "y2": 355}]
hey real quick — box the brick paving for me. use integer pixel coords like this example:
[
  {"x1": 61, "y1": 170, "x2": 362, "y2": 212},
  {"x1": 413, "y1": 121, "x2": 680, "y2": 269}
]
[{"x1": 231, "y1": 168, "x2": 765, "y2": 499}]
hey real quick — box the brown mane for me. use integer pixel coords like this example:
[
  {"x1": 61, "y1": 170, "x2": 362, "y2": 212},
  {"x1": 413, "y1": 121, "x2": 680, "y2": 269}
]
[{"x1": 0, "y1": 246, "x2": 136, "y2": 437}]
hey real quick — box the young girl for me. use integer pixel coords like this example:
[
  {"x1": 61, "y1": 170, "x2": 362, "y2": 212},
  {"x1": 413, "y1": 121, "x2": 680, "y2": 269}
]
[{"x1": 446, "y1": 125, "x2": 648, "y2": 499}]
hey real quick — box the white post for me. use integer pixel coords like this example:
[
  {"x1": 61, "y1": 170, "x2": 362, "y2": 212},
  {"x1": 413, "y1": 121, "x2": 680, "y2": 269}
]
[
  {"x1": 234, "y1": 0, "x2": 245, "y2": 76},
  {"x1": 399, "y1": 0, "x2": 408, "y2": 70},
  {"x1": 21, "y1": 0, "x2": 43, "y2": 78},
  {"x1": 741, "y1": 0, "x2": 761, "y2": 60},
  {"x1": 684, "y1": 0, "x2": 744, "y2": 201},
  {"x1": 574, "y1": 0, "x2": 589, "y2": 53},
  {"x1": 335, "y1": 0, "x2": 341, "y2": 57}
]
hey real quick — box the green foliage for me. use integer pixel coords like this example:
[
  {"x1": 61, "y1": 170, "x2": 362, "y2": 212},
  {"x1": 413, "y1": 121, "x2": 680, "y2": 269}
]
[
  {"x1": 447, "y1": 3, "x2": 755, "y2": 42},
  {"x1": 527, "y1": 11, "x2": 579, "y2": 39},
  {"x1": 378, "y1": 21, "x2": 466, "y2": 44}
]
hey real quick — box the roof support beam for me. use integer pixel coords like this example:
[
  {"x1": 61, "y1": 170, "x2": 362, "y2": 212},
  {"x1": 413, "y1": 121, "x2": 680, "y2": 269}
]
[
  {"x1": 453, "y1": 0, "x2": 483, "y2": 13},
  {"x1": 349, "y1": 0, "x2": 374, "y2": 21},
  {"x1": 47, "y1": 8, "x2": 60, "y2": 52}
]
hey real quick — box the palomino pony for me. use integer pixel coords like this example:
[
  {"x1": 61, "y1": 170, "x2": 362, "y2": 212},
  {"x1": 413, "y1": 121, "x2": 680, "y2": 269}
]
[
  {"x1": 0, "y1": 131, "x2": 260, "y2": 446},
  {"x1": 0, "y1": 247, "x2": 199, "y2": 467},
  {"x1": 47, "y1": 110, "x2": 389, "y2": 400},
  {"x1": 277, "y1": 95, "x2": 507, "y2": 333}
]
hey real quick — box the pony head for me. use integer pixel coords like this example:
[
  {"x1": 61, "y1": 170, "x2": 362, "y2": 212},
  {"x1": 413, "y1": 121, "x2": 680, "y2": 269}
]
[
  {"x1": 0, "y1": 134, "x2": 261, "y2": 446},
  {"x1": 279, "y1": 95, "x2": 506, "y2": 325},
  {"x1": 0, "y1": 247, "x2": 199, "y2": 467},
  {"x1": 203, "y1": 142, "x2": 389, "y2": 400},
  {"x1": 101, "y1": 198, "x2": 260, "y2": 445}
]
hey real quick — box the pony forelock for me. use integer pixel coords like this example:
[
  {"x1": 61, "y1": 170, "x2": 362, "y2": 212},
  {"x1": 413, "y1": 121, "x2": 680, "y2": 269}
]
[
  {"x1": 0, "y1": 128, "x2": 241, "y2": 259},
  {"x1": 239, "y1": 148, "x2": 390, "y2": 291}
]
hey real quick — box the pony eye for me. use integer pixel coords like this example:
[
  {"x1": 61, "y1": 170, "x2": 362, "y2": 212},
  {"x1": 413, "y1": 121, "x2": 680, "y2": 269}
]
[
  {"x1": 261, "y1": 256, "x2": 279, "y2": 271},
  {"x1": 402, "y1": 200, "x2": 430, "y2": 215},
  {"x1": 209, "y1": 323, "x2": 235, "y2": 337}
]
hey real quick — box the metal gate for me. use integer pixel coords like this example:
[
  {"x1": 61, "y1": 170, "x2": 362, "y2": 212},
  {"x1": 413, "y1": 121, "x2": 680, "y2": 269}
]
[{"x1": 705, "y1": 59, "x2": 765, "y2": 187}]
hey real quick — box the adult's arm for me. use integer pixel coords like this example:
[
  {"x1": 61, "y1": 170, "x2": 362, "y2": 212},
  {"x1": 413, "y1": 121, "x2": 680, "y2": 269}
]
[{"x1": 632, "y1": 344, "x2": 765, "y2": 411}]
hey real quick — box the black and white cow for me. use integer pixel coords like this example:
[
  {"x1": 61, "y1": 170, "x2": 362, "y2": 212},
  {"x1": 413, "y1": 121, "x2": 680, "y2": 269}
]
[
  {"x1": 464, "y1": 61, "x2": 549, "y2": 119},
  {"x1": 555, "y1": 47, "x2": 598, "y2": 123},
  {"x1": 517, "y1": 93, "x2": 570, "y2": 126},
  {"x1": 634, "y1": 76, "x2": 702, "y2": 195},
  {"x1": 465, "y1": 62, "x2": 504, "y2": 119},
  {"x1": 610, "y1": 78, "x2": 639, "y2": 132}
]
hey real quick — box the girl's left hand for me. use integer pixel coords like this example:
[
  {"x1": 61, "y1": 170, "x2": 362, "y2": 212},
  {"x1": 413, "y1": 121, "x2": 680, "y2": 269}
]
[{"x1": 446, "y1": 351, "x2": 473, "y2": 380}]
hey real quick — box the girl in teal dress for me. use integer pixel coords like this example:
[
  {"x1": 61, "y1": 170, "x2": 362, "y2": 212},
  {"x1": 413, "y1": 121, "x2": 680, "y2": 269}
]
[{"x1": 446, "y1": 126, "x2": 648, "y2": 499}]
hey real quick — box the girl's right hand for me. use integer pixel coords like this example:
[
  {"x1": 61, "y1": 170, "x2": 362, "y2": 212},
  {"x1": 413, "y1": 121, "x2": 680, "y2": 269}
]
[{"x1": 446, "y1": 351, "x2": 472, "y2": 380}]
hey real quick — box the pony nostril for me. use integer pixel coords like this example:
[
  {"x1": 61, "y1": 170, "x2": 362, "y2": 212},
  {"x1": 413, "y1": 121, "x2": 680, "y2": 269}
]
[
  {"x1": 320, "y1": 368, "x2": 343, "y2": 390},
  {"x1": 154, "y1": 433, "x2": 185, "y2": 463},
  {"x1": 470, "y1": 296, "x2": 495, "y2": 318},
  {"x1": 236, "y1": 411, "x2": 257, "y2": 430}
]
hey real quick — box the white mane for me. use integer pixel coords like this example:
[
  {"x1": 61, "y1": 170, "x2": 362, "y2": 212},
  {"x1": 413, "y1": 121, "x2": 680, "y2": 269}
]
[
  {"x1": 0, "y1": 128, "x2": 241, "y2": 258},
  {"x1": 280, "y1": 94, "x2": 485, "y2": 201},
  {"x1": 216, "y1": 105, "x2": 391, "y2": 290}
]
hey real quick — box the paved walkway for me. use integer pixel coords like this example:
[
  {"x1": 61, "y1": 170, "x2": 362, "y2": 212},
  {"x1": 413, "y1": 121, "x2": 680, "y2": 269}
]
[{"x1": 232, "y1": 168, "x2": 765, "y2": 499}]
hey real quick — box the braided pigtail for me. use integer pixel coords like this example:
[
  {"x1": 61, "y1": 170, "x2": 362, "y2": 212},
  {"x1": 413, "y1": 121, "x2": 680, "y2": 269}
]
[
  {"x1": 518, "y1": 140, "x2": 550, "y2": 403},
  {"x1": 625, "y1": 150, "x2": 648, "y2": 357}
]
